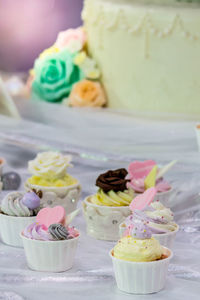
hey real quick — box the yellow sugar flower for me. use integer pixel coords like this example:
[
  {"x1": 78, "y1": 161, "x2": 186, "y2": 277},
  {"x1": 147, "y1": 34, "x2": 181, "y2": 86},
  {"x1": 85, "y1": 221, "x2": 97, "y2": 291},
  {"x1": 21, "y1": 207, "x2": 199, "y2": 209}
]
[
  {"x1": 74, "y1": 51, "x2": 87, "y2": 66},
  {"x1": 39, "y1": 45, "x2": 60, "y2": 60}
]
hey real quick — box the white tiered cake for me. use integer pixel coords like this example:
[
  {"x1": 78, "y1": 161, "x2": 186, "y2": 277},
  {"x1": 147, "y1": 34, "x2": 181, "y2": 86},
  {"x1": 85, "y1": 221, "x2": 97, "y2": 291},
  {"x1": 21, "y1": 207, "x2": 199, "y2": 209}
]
[{"x1": 82, "y1": 0, "x2": 200, "y2": 115}]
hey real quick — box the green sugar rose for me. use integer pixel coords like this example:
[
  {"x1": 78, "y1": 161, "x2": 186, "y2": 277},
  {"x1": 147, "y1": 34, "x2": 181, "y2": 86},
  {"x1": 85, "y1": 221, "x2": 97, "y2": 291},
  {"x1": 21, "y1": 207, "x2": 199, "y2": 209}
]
[{"x1": 32, "y1": 49, "x2": 84, "y2": 102}]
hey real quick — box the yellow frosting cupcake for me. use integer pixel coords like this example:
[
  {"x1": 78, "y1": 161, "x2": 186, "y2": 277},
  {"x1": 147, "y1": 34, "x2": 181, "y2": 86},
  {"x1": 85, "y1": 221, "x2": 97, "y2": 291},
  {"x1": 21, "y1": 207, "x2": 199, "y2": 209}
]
[{"x1": 113, "y1": 236, "x2": 163, "y2": 262}]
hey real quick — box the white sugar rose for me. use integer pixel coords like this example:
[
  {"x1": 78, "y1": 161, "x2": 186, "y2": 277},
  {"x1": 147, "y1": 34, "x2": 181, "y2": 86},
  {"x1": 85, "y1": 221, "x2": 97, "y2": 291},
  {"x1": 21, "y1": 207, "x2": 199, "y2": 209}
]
[{"x1": 28, "y1": 152, "x2": 72, "y2": 180}]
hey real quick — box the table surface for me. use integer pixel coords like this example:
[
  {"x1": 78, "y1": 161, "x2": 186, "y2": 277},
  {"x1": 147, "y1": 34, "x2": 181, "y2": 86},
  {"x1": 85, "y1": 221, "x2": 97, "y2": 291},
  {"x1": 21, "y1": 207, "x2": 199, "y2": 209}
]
[{"x1": 0, "y1": 103, "x2": 200, "y2": 300}]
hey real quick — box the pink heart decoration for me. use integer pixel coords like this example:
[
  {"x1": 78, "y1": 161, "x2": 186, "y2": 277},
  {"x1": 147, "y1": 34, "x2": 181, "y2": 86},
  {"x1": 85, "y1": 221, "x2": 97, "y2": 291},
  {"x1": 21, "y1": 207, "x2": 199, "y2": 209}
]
[
  {"x1": 36, "y1": 206, "x2": 66, "y2": 229},
  {"x1": 129, "y1": 187, "x2": 157, "y2": 211},
  {"x1": 128, "y1": 160, "x2": 156, "y2": 180}
]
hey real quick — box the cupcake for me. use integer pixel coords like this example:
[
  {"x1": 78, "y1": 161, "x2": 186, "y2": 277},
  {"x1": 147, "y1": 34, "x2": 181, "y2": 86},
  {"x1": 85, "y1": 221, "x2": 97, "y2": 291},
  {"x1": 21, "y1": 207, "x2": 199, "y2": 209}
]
[
  {"x1": 0, "y1": 191, "x2": 41, "y2": 247},
  {"x1": 25, "y1": 151, "x2": 81, "y2": 213},
  {"x1": 127, "y1": 160, "x2": 176, "y2": 204},
  {"x1": 110, "y1": 219, "x2": 173, "y2": 294},
  {"x1": 119, "y1": 188, "x2": 179, "y2": 249},
  {"x1": 0, "y1": 157, "x2": 5, "y2": 177},
  {"x1": 21, "y1": 205, "x2": 79, "y2": 272},
  {"x1": 82, "y1": 168, "x2": 134, "y2": 241}
]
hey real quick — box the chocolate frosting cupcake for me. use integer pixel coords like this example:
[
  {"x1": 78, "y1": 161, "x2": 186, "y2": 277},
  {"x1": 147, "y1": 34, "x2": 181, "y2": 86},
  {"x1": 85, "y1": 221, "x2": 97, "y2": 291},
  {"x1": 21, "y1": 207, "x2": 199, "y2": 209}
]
[{"x1": 96, "y1": 168, "x2": 129, "y2": 193}]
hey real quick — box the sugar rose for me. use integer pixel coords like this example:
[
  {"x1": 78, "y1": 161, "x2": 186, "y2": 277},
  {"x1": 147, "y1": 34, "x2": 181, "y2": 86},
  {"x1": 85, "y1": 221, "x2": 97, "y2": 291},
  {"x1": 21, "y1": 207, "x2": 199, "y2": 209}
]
[
  {"x1": 32, "y1": 49, "x2": 84, "y2": 102},
  {"x1": 68, "y1": 80, "x2": 106, "y2": 107},
  {"x1": 55, "y1": 27, "x2": 86, "y2": 54},
  {"x1": 96, "y1": 169, "x2": 129, "y2": 193}
]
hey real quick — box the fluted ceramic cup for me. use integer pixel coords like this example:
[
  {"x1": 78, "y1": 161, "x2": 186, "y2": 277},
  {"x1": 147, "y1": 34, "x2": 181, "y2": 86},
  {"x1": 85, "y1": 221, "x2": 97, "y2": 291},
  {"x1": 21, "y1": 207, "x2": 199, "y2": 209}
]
[
  {"x1": 21, "y1": 233, "x2": 79, "y2": 272},
  {"x1": 119, "y1": 223, "x2": 179, "y2": 249},
  {"x1": 25, "y1": 180, "x2": 81, "y2": 213},
  {"x1": 82, "y1": 196, "x2": 131, "y2": 241},
  {"x1": 0, "y1": 213, "x2": 36, "y2": 247},
  {"x1": 110, "y1": 247, "x2": 173, "y2": 294}
]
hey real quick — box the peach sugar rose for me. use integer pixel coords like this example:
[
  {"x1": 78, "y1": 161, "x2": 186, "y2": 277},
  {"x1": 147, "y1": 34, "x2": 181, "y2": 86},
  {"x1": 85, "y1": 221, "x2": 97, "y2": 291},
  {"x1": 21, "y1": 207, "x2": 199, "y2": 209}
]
[{"x1": 68, "y1": 80, "x2": 106, "y2": 108}]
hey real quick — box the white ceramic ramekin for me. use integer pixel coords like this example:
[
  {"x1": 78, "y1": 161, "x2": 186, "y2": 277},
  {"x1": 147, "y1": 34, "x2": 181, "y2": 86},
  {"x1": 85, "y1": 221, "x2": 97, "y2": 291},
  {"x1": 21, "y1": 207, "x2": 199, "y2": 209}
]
[
  {"x1": 0, "y1": 213, "x2": 36, "y2": 247},
  {"x1": 119, "y1": 223, "x2": 179, "y2": 249},
  {"x1": 21, "y1": 233, "x2": 79, "y2": 272},
  {"x1": 110, "y1": 247, "x2": 173, "y2": 294},
  {"x1": 82, "y1": 196, "x2": 131, "y2": 241},
  {"x1": 25, "y1": 180, "x2": 81, "y2": 213},
  {"x1": 153, "y1": 226, "x2": 179, "y2": 249}
]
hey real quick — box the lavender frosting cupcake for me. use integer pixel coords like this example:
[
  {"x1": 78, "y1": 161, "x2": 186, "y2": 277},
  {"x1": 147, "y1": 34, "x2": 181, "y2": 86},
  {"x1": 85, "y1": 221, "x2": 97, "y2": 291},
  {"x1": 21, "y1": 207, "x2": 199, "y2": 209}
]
[
  {"x1": 120, "y1": 200, "x2": 178, "y2": 249},
  {"x1": 21, "y1": 206, "x2": 79, "y2": 272}
]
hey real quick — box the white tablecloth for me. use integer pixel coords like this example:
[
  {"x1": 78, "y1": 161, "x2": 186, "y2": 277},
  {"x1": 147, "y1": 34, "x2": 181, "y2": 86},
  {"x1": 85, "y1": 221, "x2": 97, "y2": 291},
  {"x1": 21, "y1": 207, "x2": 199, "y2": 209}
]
[{"x1": 0, "y1": 102, "x2": 200, "y2": 299}]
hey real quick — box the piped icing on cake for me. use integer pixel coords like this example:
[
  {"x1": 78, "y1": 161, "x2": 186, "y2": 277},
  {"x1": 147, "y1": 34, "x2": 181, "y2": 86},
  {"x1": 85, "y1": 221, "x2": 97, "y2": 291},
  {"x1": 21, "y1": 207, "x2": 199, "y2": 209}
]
[{"x1": 83, "y1": 0, "x2": 200, "y2": 115}]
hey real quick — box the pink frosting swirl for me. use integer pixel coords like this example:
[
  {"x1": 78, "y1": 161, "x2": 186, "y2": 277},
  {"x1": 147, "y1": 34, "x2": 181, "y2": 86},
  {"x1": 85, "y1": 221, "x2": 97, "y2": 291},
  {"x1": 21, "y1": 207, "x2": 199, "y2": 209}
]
[{"x1": 127, "y1": 160, "x2": 171, "y2": 193}]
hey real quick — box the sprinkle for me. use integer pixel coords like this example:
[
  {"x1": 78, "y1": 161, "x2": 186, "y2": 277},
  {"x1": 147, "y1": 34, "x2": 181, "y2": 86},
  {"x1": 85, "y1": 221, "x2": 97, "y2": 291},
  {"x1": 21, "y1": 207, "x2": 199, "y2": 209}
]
[{"x1": 144, "y1": 229, "x2": 146, "y2": 232}]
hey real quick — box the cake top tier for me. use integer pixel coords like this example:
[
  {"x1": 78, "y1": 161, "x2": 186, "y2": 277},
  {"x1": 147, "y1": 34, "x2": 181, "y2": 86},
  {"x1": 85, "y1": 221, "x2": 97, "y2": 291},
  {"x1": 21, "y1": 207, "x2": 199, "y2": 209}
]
[{"x1": 94, "y1": 0, "x2": 200, "y2": 6}]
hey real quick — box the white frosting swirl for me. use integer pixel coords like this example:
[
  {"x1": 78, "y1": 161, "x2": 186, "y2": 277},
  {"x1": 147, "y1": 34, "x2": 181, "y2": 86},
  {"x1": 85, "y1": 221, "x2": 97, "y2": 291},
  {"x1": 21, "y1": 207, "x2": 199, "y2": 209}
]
[
  {"x1": 1, "y1": 192, "x2": 32, "y2": 217},
  {"x1": 146, "y1": 201, "x2": 177, "y2": 232},
  {"x1": 28, "y1": 151, "x2": 72, "y2": 179}
]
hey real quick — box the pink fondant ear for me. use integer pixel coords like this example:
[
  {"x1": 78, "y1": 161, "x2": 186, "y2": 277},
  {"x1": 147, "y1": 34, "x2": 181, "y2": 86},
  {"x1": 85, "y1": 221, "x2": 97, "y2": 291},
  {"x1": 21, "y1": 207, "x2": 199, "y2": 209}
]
[
  {"x1": 128, "y1": 160, "x2": 156, "y2": 180},
  {"x1": 129, "y1": 187, "x2": 157, "y2": 211},
  {"x1": 36, "y1": 206, "x2": 66, "y2": 229}
]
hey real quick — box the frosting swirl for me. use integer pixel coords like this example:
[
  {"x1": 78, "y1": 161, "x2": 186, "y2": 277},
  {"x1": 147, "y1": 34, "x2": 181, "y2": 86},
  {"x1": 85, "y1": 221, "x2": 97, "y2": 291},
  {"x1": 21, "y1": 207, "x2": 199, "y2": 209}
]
[
  {"x1": 23, "y1": 222, "x2": 79, "y2": 241},
  {"x1": 125, "y1": 201, "x2": 177, "y2": 234},
  {"x1": 113, "y1": 236, "x2": 162, "y2": 262},
  {"x1": 91, "y1": 188, "x2": 134, "y2": 206},
  {"x1": 28, "y1": 152, "x2": 72, "y2": 180},
  {"x1": 128, "y1": 221, "x2": 152, "y2": 239},
  {"x1": 48, "y1": 224, "x2": 69, "y2": 240},
  {"x1": 127, "y1": 160, "x2": 171, "y2": 193},
  {"x1": 127, "y1": 178, "x2": 171, "y2": 193},
  {"x1": 96, "y1": 168, "x2": 129, "y2": 193},
  {"x1": 1, "y1": 192, "x2": 39, "y2": 217},
  {"x1": 27, "y1": 174, "x2": 77, "y2": 187},
  {"x1": 23, "y1": 223, "x2": 53, "y2": 240}
]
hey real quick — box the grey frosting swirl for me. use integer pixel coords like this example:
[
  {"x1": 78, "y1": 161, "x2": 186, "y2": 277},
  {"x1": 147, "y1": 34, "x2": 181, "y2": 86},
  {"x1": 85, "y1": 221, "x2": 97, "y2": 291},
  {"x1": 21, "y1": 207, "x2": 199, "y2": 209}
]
[
  {"x1": 1, "y1": 192, "x2": 35, "y2": 217},
  {"x1": 48, "y1": 224, "x2": 69, "y2": 240}
]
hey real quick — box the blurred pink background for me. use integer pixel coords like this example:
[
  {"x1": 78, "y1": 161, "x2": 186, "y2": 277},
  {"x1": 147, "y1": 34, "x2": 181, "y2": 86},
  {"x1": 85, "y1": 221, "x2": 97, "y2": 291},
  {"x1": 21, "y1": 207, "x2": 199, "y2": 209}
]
[{"x1": 0, "y1": 0, "x2": 83, "y2": 72}]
